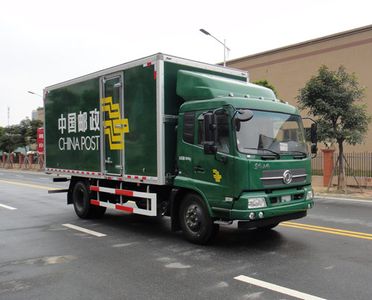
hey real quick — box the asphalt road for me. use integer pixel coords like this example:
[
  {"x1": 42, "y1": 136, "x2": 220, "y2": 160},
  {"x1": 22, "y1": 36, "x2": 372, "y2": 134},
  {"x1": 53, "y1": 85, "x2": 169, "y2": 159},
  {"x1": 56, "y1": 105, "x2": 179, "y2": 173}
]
[{"x1": 1, "y1": 169, "x2": 372, "y2": 300}]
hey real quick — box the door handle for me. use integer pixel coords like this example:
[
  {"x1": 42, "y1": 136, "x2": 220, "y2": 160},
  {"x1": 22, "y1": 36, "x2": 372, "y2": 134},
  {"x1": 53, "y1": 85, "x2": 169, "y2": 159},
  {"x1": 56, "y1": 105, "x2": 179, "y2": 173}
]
[
  {"x1": 193, "y1": 166, "x2": 205, "y2": 173},
  {"x1": 215, "y1": 153, "x2": 228, "y2": 164}
]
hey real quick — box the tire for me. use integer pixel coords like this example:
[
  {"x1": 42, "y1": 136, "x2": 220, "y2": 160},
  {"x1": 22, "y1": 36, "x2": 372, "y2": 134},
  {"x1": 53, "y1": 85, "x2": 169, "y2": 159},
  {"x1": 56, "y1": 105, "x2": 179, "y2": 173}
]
[
  {"x1": 72, "y1": 181, "x2": 94, "y2": 219},
  {"x1": 179, "y1": 193, "x2": 219, "y2": 245}
]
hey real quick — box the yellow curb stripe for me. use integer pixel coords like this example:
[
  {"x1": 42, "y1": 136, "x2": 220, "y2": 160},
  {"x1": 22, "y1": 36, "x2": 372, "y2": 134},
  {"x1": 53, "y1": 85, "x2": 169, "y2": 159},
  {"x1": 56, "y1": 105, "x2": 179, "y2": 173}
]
[
  {"x1": 283, "y1": 221, "x2": 372, "y2": 238},
  {"x1": 280, "y1": 223, "x2": 372, "y2": 241},
  {"x1": 0, "y1": 179, "x2": 59, "y2": 191}
]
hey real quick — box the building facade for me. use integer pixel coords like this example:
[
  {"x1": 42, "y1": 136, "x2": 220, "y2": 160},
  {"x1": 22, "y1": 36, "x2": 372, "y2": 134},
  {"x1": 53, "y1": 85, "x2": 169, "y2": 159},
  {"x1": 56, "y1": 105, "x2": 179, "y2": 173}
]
[
  {"x1": 227, "y1": 25, "x2": 372, "y2": 152},
  {"x1": 31, "y1": 107, "x2": 44, "y2": 124}
]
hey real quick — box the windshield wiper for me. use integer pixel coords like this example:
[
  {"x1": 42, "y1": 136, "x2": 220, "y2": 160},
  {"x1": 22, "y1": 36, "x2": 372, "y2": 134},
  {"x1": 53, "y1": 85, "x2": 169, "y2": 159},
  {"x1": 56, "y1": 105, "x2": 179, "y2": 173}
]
[
  {"x1": 244, "y1": 147, "x2": 280, "y2": 158},
  {"x1": 281, "y1": 150, "x2": 307, "y2": 157}
]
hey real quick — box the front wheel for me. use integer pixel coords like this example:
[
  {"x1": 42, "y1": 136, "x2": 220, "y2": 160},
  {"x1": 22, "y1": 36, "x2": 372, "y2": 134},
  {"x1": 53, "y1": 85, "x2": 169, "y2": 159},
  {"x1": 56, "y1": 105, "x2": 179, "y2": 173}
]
[{"x1": 179, "y1": 193, "x2": 219, "y2": 245}]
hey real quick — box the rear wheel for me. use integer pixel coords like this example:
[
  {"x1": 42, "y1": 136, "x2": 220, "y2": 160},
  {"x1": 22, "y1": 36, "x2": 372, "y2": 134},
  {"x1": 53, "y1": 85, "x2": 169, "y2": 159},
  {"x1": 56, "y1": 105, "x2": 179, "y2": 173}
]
[
  {"x1": 179, "y1": 193, "x2": 219, "y2": 245},
  {"x1": 72, "y1": 181, "x2": 106, "y2": 219}
]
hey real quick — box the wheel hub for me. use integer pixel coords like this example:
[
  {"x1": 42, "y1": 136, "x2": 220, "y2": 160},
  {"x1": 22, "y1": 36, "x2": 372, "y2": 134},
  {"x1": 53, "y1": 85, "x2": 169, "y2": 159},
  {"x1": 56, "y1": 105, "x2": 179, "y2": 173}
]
[{"x1": 185, "y1": 205, "x2": 201, "y2": 231}]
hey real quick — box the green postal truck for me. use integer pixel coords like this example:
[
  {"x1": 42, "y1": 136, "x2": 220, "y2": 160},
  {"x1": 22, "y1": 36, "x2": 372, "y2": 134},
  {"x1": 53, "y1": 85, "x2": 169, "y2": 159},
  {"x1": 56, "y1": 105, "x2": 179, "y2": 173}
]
[{"x1": 45, "y1": 53, "x2": 316, "y2": 244}]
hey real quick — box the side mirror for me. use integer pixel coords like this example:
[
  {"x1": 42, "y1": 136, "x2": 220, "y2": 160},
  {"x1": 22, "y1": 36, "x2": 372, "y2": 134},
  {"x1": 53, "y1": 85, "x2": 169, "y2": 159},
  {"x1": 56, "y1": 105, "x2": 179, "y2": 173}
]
[
  {"x1": 310, "y1": 123, "x2": 317, "y2": 144},
  {"x1": 204, "y1": 112, "x2": 216, "y2": 143},
  {"x1": 234, "y1": 109, "x2": 253, "y2": 132},
  {"x1": 203, "y1": 112, "x2": 217, "y2": 155},
  {"x1": 310, "y1": 123, "x2": 318, "y2": 154},
  {"x1": 311, "y1": 144, "x2": 318, "y2": 154}
]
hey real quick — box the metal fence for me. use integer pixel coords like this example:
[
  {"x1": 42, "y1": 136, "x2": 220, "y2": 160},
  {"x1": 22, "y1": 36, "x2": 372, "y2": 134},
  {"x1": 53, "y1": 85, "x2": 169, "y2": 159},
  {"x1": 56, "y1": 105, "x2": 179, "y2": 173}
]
[
  {"x1": 311, "y1": 152, "x2": 372, "y2": 177},
  {"x1": 311, "y1": 153, "x2": 323, "y2": 175},
  {"x1": 1, "y1": 152, "x2": 44, "y2": 170}
]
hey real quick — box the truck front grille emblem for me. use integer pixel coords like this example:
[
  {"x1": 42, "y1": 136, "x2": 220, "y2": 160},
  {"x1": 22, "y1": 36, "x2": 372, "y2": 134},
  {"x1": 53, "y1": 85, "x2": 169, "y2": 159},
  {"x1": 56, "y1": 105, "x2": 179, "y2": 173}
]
[{"x1": 282, "y1": 170, "x2": 293, "y2": 184}]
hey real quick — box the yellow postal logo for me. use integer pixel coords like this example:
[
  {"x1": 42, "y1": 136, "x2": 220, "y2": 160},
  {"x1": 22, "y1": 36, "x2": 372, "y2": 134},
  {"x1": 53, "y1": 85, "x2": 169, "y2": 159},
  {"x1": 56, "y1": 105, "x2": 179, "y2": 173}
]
[
  {"x1": 101, "y1": 97, "x2": 129, "y2": 150},
  {"x1": 212, "y1": 169, "x2": 222, "y2": 183}
]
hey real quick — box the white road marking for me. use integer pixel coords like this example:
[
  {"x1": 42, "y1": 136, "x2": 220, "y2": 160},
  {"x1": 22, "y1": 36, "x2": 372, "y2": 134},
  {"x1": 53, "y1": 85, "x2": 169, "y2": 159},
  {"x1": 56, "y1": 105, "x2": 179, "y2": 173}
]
[
  {"x1": 62, "y1": 224, "x2": 107, "y2": 237},
  {"x1": 315, "y1": 196, "x2": 372, "y2": 204},
  {"x1": 0, "y1": 203, "x2": 17, "y2": 210},
  {"x1": 234, "y1": 275, "x2": 326, "y2": 300},
  {"x1": 15, "y1": 174, "x2": 24, "y2": 178}
]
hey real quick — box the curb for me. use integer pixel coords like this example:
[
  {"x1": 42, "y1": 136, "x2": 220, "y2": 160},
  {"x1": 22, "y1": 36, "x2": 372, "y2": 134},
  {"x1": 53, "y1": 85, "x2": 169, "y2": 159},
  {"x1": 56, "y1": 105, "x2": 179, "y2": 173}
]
[
  {"x1": 315, "y1": 193, "x2": 372, "y2": 202},
  {"x1": 0, "y1": 168, "x2": 49, "y2": 176}
]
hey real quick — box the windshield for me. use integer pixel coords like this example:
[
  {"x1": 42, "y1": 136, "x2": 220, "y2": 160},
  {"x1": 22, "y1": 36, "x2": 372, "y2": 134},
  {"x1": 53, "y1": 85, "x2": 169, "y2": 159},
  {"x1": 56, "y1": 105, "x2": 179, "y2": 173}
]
[{"x1": 236, "y1": 110, "x2": 308, "y2": 156}]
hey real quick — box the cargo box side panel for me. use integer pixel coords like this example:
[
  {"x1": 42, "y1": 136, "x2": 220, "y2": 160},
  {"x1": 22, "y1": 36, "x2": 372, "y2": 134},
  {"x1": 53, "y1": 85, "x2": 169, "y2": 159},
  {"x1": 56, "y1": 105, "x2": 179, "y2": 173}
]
[
  {"x1": 45, "y1": 78, "x2": 101, "y2": 171},
  {"x1": 162, "y1": 61, "x2": 247, "y2": 178},
  {"x1": 124, "y1": 65, "x2": 157, "y2": 177}
]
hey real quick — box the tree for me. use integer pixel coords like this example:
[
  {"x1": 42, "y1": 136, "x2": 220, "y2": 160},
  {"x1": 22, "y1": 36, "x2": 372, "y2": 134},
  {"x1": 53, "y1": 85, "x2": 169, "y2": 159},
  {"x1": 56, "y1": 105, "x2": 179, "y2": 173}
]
[
  {"x1": 297, "y1": 65, "x2": 371, "y2": 190},
  {"x1": 253, "y1": 79, "x2": 278, "y2": 97},
  {"x1": 0, "y1": 126, "x2": 4, "y2": 153},
  {"x1": 0, "y1": 125, "x2": 23, "y2": 153},
  {"x1": 0, "y1": 118, "x2": 43, "y2": 154},
  {"x1": 19, "y1": 118, "x2": 43, "y2": 151}
]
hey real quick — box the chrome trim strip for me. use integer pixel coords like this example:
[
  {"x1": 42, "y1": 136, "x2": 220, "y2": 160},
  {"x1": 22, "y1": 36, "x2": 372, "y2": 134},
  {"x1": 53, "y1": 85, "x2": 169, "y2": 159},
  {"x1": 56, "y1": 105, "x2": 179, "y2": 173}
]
[
  {"x1": 211, "y1": 207, "x2": 231, "y2": 212},
  {"x1": 260, "y1": 174, "x2": 307, "y2": 180}
]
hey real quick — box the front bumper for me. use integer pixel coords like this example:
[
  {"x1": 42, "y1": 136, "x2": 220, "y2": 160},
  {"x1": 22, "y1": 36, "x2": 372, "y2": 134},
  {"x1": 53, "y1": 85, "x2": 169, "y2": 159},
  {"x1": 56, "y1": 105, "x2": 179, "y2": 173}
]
[
  {"x1": 236, "y1": 211, "x2": 306, "y2": 229},
  {"x1": 230, "y1": 198, "x2": 313, "y2": 220},
  {"x1": 212, "y1": 185, "x2": 314, "y2": 223}
]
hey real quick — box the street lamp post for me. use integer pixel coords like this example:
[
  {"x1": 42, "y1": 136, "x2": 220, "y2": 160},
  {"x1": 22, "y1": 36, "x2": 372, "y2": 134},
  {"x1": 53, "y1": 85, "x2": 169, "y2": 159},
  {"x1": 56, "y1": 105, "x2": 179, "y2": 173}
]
[
  {"x1": 27, "y1": 91, "x2": 42, "y2": 97},
  {"x1": 200, "y1": 29, "x2": 230, "y2": 67},
  {"x1": 27, "y1": 90, "x2": 44, "y2": 123}
]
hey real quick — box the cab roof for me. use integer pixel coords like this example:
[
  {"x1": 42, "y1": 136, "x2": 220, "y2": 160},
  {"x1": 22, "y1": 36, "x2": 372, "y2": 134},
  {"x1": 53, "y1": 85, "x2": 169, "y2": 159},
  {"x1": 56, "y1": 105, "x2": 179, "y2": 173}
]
[{"x1": 176, "y1": 70, "x2": 276, "y2": 102}]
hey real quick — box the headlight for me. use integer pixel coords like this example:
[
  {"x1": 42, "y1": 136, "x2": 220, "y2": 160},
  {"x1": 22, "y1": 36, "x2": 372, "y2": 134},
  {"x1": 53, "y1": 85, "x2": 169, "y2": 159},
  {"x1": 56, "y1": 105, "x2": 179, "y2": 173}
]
[
  {"x1": 306, "y1": 190, "x2": 314, "y2": 200},
  {"x1": 248, "y1": 197, "x2": 267, "y2": 209}
]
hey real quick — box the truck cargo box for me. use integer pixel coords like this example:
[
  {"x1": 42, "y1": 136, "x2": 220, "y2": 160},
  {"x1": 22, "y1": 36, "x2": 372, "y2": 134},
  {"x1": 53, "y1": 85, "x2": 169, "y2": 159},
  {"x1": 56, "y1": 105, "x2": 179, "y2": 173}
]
[{"x1": 44, "y1": 53, "x2": 248, "y2": 185}]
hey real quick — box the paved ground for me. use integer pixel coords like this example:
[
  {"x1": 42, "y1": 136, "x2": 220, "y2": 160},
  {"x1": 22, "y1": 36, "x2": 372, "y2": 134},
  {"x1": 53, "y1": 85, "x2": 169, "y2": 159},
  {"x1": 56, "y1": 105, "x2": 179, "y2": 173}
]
[{"x1": 1, "y1": 169, "x2": 372, "y2": 299}]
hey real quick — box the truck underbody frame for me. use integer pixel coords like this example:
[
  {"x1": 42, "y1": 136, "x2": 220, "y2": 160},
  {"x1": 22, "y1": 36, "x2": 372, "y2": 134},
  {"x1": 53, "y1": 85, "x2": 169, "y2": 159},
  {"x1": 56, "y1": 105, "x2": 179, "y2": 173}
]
[{"x1": 89, "y1": 181, "x2": 157, "y2": 217}]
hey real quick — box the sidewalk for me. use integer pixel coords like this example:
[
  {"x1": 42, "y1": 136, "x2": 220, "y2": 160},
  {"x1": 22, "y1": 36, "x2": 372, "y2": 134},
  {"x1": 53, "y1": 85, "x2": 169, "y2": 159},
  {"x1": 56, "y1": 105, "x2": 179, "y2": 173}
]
[
  {"x1": 312, "y1": 175, "x2": 372, "y2": 200},
  {"x1": 314, "y1": 185, "x2": 372, "y2": 200},
  {"x1": 0, "y1": 167, "x2": 49, "y2": 176}
]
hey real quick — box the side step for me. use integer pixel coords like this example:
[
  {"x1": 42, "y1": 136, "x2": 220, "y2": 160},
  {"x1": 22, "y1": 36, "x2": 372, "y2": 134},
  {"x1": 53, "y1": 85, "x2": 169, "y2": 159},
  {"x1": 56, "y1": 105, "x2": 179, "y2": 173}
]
[
  {"x1": 48, "y1": 189, "x2": 69, "y2": 194},
  {"x1": 89, "y1": 185, "x2": 157, "y2": 217}
]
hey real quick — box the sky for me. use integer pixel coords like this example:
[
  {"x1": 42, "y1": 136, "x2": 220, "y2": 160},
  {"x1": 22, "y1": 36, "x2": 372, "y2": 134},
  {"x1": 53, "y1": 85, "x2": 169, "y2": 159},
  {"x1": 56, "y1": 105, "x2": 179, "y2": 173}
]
[{"x1": 1, "y1": 0, "x2": 371, "y2": 127}]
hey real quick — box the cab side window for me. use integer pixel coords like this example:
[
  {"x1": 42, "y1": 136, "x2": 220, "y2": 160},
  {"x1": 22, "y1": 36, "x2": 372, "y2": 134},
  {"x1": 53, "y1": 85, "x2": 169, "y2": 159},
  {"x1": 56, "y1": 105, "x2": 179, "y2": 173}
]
[
  {"x1": 183, "y1": 112, "x2": 195, "y2": 144},
  {"x1": 197, "y1": 117, "x2": 204, "y2": 145},
  {"x1": 215, "y1": 111, "x2": 230, "y2": 153}
]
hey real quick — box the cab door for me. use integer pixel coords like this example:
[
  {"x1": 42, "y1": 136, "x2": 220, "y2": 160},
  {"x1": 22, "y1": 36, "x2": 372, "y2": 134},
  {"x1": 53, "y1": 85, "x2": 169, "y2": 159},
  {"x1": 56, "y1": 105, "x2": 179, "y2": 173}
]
[
  {"x1": 100, "y1": 74, "x2": 127, "y2": 175},
  {"x1": 191, "y1": 110, "x2": 235, "y2": 211}
]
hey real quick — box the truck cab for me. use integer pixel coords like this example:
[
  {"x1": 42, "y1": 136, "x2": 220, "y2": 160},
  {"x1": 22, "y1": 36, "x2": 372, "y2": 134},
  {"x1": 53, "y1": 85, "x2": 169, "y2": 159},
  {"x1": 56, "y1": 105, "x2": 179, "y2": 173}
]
[{"x1": 173, "y1": 70, "x2": 314, "y2": 243}]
